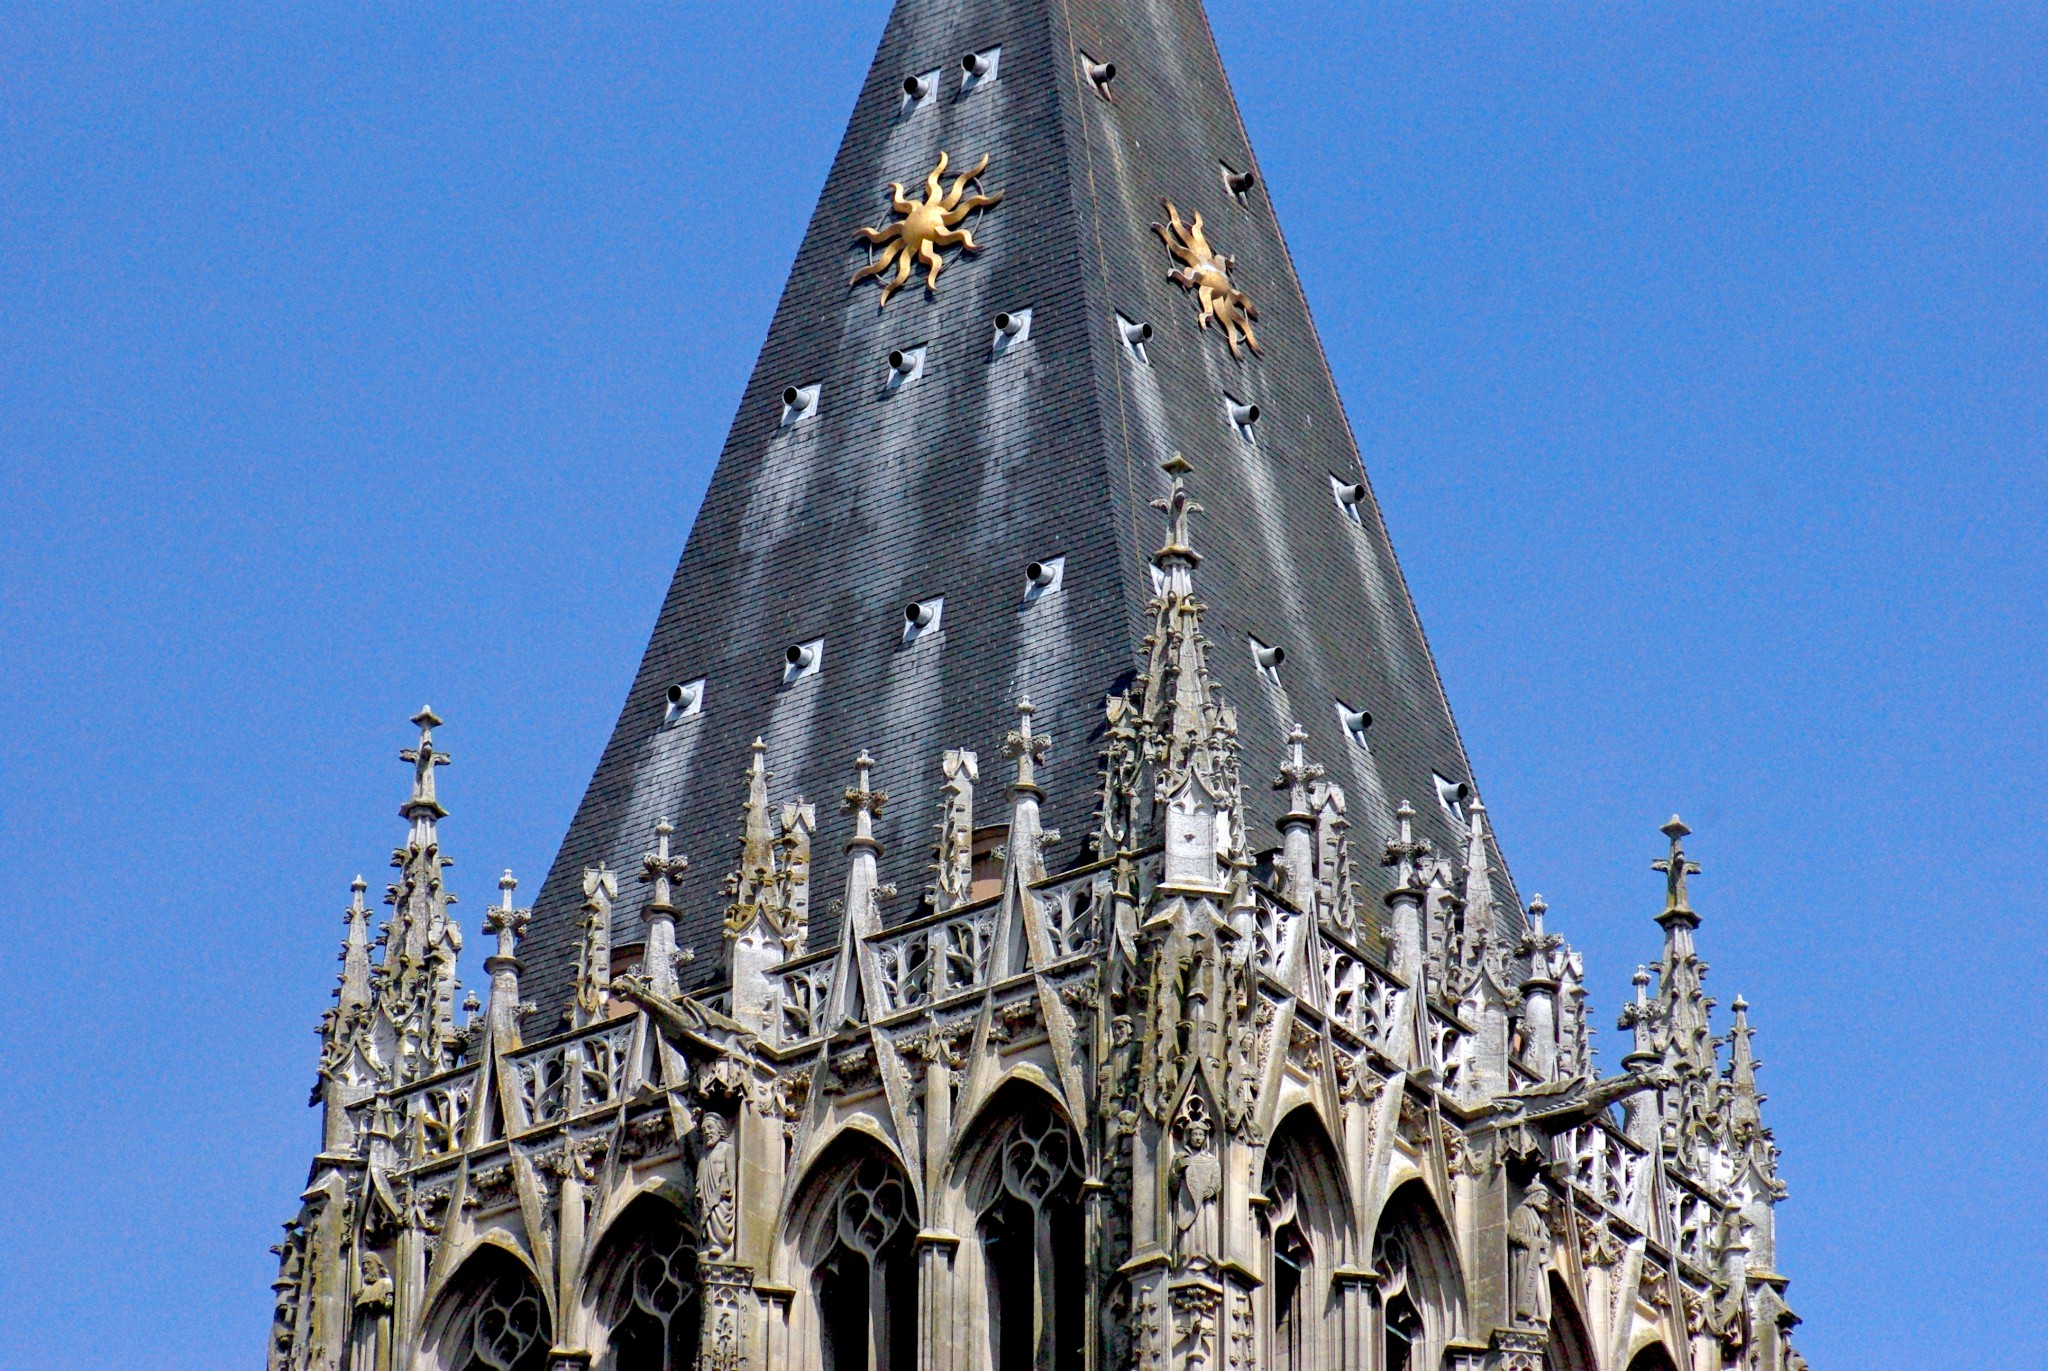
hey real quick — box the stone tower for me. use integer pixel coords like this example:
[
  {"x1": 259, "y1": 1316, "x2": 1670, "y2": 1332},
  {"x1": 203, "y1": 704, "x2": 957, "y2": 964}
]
[{"x1": 267, "y1": 4, "x2": 1807, "y2": 1370}]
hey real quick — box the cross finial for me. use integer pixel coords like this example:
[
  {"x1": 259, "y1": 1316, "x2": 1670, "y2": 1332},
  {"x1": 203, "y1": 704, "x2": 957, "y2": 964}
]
[
  {"x1": 1381, "y1": 800, "x2": 1430, "y2": 889},
  {"x1": 1652, "y1": 815, "x2": 1702, "y2": 920},
  {"x1": 485, "y1": 870, "x2": 530, "y2": 961},
  {"x1": 398, "y1": 707, "x2": 451, "y2": 819},
  {"x1": 1004, "y1": 696, "x2": 1052, "y2": 794},
  {"x1": 1150, "y1": 454, "x2": 1204, "y2": 569},
  {"x1": 843, "y1": 750, "x2": 887, "y2": 850},
  {"x1": 1276, "y1": 723, "x2": 1322, "y2": 815},
  {"x1": 640, "y1": 816, "x2": 689, "y2": 911}
]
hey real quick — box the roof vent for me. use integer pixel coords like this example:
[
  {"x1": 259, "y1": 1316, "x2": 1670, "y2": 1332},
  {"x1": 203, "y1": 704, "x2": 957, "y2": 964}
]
[
  {"x1": 1117, "y1": 313, "x2": 1153, "y2": 364},
  {"x1": 1329, "y1": 474, "x2": 1367, "y2": 525},
  {"x1": 960, "y1": 46, "x2": 1001, "y2": 92},
  {"x1": 1083, "y1": 53, "x2": 1116, "y2": 100},
  {"x1": 665, "y1": 679, "x2": 706, "y2": 724},
  {"x1": 1250, "y1": 636, "x2": 1286, "y2": 685},
  {"x1": 992, "y1": 308, "x2": 1032, "y2": 355},
  {"x1": 901, "y1": 70, "x2": 939, "y2": 117},
  {"x1": 1335, "y1": 700, "x2": 1371, "y2": 746},
  {"x1": 783, "y1": 638, "x2": 824, "y2": 685},
  {"x1": 1433, "y1": 772, "x2": 1472, "y2": 824},
  {"x1": 780, "y1": 384, "x2": 820, "y2": 427},
  {"x1": 885, "y1": 344, "x2": 926, "y2": 390},
  {"x1": 1226, "y1": 395, "x2": 1260, "y2": 439},
  {"x1": 1023, "y1": 555, "x2": 1065, "y2": 601},
  {"x1": 902, "y1": 596, "x2": 943, "y2": 645}
]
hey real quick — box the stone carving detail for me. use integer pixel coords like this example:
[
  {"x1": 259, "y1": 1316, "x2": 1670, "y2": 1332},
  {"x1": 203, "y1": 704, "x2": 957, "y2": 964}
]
[
  {"x1": 1508, "y1": 1187, "x2": 1552, "y2": 1326},
  {"x1": 1172, "y1": 1094, "x2": 1222, "y2": 1266},
  {"x1": 696, "y1": 1110, "x2": 737, "y2": 1262}
]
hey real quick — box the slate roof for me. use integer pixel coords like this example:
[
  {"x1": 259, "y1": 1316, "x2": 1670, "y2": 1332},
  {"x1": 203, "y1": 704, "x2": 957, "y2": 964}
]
[{"x1": 520, "y1": 0, "x2": 1521, "y2": 1022}]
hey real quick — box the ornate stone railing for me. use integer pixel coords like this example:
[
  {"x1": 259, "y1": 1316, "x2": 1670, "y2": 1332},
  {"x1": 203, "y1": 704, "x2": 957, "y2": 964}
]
[
  {"x1": 1564, "y1": 1119, "x2": 1650, "y2": 1227},
  {"x1": 506, "y1": 1018, "x2": 638, "y2": 1131},
  {"x1": 1318, "y1": 936, "x2": 1409, "y2": 1056},
  {"x1": 391, "y1": 1068, "x2": 480, "y2": 1165},
  {"x1": 774, "y1": 955, "x2": 835, "y2": 1045},
  {"x1": 870, "y1": 903, "x2": 998, "y2": 1016},
  {"x1": 1250, "y1": 884, "x2": 1303, "y2": 977},
  {"x1": 772, "y1": 866, "x2": 1113, "y2": 1046}
]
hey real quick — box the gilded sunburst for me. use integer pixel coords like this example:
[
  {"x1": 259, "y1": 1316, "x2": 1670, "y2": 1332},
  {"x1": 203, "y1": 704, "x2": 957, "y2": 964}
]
[
  {"x1": 850, "y1": 151, "x2": 1005, "y2": 306},
  {"x1": 1152, "y1": 200, "x2": 1261, "y2": 358}
]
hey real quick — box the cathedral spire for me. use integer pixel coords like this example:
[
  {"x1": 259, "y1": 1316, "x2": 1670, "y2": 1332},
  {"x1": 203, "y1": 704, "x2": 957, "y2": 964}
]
[
  {"x1": 314, "y1": 877, "x2": 378, "y2": 1153},
  {"x1": 1649, "y1": 818, "x2": 1719, "y2": 1160},
  {"x1": 375, "y1": 709, "x2": 464, "y2": 1086}
]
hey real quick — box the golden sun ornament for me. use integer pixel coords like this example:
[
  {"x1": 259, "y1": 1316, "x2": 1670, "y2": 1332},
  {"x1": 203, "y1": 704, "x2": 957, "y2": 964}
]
[
  {"x1": 1152, "y1": 200, "x2": 1261, "y2": 358},
  {"x1": 850, "y1": 151, "x2": 1005, "y2": 306}
]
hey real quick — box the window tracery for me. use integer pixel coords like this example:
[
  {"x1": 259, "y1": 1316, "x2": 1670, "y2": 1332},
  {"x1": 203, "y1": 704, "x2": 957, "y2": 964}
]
[
  {"x1": 815, "y1": 1154, "x2": 917, "y2": 1371},
  {"x1": 977, "y1": 1104, "x2": 1084, "y2": 1371},
  {"x1": 458, "y1": 1272, "x2": 548, "y2": 1371}
]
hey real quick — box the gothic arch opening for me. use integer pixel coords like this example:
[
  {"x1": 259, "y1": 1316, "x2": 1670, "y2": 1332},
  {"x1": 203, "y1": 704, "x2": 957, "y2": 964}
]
[
  {"x1": 422, "y1": 1246, "x2": 552, "y2": 1371},
  {"x1": 787, "y1": 1131, "x2": 920, "y2": 1371},
  {"x1": 1261, "y1": 1107, "x2": 1350, "y2": 1371},
  {"x1": 1626, "y1": 1343, "x2": 1683, "y2": 1371},
  {"x1": 957, "y1": 1081, "x2": 1086, "y2": 1371},
  {"x1": 1546, "y1": 1274, "x2": 1597, "y2": 1371},
  {"x1": 1372, "y1": 1180, "x2": 1466, "y2": 1371},
  {"x1": 583, "y1": 1193, "x2": 701, "y2": 1371}
]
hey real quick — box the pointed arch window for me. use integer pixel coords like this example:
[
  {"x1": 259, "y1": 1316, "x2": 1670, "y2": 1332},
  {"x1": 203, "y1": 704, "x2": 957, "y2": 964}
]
[
  {"x1": 603, "y1": 1205, "x2": 700, "y2": 1371},
  {"x1": 976, "y1": 1105, "x2": 1085, "y2": 1371},
  {"x1": 1264, "y1": 1159, "x2": 1311, "y2": 1371},
  {"x1": 817, "y1": 1156, "x2": 917, "y2": 1371}
]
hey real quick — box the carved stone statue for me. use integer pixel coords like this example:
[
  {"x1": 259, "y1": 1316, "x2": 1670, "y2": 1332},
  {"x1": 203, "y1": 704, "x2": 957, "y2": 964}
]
[
  {"x1": 1173, "y1": 1108, "x2": 1221, "y2": 1265},
  {"x1": 697, "y1": 1110, "x2": 737, "y2": 1261},
  {"x1": 1508, "y1": 1187, "x2": 1553, "y2": 1326},
  {"x1": 350, "y1": 1251, "x2": 394, "y2": 1371}
]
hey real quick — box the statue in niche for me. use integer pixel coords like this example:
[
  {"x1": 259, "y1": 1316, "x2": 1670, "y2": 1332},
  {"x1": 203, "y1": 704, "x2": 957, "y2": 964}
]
[
  {"x1": 697, "y1": 1110, "x2": 737, "y2": 1261},
  {"x1": 1173, "y1": 1101, "x2": 1221, "y2": 1266},
  {"x1": 1508, "y1": 1187, "x2": 1552, "y2": 1326},
  {"x1": 350, "y1": 1251, "x2": 394, "y2": 1371}
]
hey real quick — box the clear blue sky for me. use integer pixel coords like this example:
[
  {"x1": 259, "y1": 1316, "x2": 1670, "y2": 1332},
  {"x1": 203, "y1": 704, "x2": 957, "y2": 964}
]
[{"x1": 1, "y1": 4, "x2": 2040, "y2": 1366}]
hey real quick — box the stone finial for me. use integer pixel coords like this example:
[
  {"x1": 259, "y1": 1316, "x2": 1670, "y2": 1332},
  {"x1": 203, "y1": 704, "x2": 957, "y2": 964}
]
[
  {"x1": 398, "y1": 707, "x2": 450, "y2": 821},
  {"x1": 1653, "y1": 815, "x2": 1702, "y2": 924},
  {"x1": 1275, "y1": 723, "x2": 1322, "y2": 818},
  {"x1": 573, "y1": 864, "x2": 618, "y2": 1027},
  {"x1": 638, "y1": 819, "x2": 690, "y2": 999},
  {"x1": 842, "y1": 750, "x2": 886, "y2": 852},
  {"x1": 1517, "y1": 895, "x2": 1564, "y2": 985},
  {"x1": 931, "y1": 749, "x2": 978, "y2": 910},
  {"x1": 485, "y1": 870, "x2": 531, "y2": 963},
  {"x1": 1382, "y1": 800, "x2": 1429, "y2": 892},
  {"x1": 640, "y1": 817, "x2": 689, "y2": 914},
  {"x1": 1150, "y1": 454, "x2": 1204, "y2": 569},
  {"x1": 1004, "y1": 697, "x2": 1051, "y2": 797},
  {"x1": 1620, "y1": 965, "x2": 1659, "y2": 1063}
]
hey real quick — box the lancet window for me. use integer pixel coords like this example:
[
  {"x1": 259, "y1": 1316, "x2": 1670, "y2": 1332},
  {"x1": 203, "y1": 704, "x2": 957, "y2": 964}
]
[
  {"x1": 587, "y1": 1198, "x2": 701, "y2": 1371},
  {"x1": 813, "y1": 1153, "x2": 918, "y2": 1371},
  {"x1": 1259, "y1": 1111, "x2": 1349, "y2": 1371},
  {"x1": 1371, "y1": 1182, "x2": 1466, "y2": 1371},
  {"x1": 972, "y1": 1103, "x2": 1085, "y2": 1371}
]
